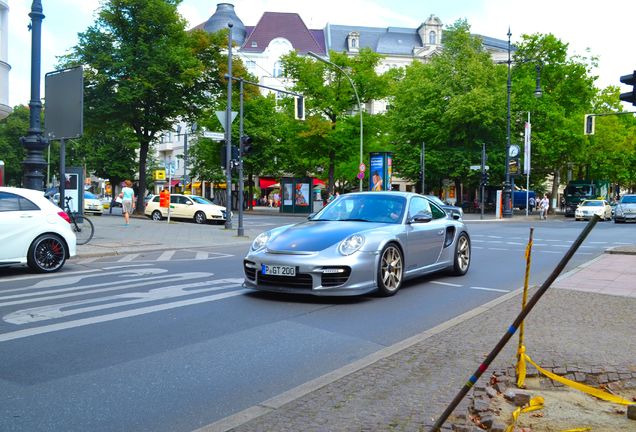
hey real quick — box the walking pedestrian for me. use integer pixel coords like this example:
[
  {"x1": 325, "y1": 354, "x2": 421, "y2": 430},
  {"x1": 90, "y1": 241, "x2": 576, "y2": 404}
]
[
  {"x1": 539, "y1": 194, "x2": 549, "y2": 220},
  {"x1": 121, "y1": 179, "x2": 136, "y2": 226}
]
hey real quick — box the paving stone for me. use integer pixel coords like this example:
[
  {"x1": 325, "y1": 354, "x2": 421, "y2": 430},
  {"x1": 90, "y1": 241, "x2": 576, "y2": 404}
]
[
  {"x1": 485, "y1": 386, "x2": 498, "y2": 398},
  {"x1": 627, "y1": 404, "x2": 636, "y2": 421},
  {"x1": 490, "y1": 421, "x2": 507, "y2": 432}
]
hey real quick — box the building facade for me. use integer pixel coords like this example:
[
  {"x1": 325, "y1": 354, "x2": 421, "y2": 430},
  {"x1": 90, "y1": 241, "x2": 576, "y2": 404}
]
[{"x1": 0, "y1": 0, "x2": 10, "y2": 120}]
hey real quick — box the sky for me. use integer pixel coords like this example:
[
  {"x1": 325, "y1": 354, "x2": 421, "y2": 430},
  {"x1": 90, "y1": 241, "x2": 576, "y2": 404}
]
[{"x1": 6, "y1": 0, "x2": 636, "y2": 107}]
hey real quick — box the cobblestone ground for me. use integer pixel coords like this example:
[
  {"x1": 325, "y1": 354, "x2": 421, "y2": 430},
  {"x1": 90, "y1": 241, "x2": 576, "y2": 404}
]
[{"x1": 229, "y1": 288, "x2": 636, "y2": 432}]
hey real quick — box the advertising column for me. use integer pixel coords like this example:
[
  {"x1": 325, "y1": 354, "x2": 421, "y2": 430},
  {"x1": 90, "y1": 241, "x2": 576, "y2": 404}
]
[{"x1": 369, "y1": 152, "x2": 393, "y2": 191}]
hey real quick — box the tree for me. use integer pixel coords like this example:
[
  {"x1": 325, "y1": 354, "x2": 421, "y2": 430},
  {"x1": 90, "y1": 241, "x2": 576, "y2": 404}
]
[
  {"x1": 62, "y1": 0, "x2": 226, "y2": 212},
  {"x1": 0, "y1": 106, "x2": 29, "y2": 186},
  {"x1": 281, "y1": 48, "x2": 391, "y2": 193}
]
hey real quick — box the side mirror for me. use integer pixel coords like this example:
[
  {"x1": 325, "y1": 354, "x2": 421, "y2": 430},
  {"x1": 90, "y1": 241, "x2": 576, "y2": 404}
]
[{"x1": 409, "y1": 211, "x2": 433, "y2": 224}]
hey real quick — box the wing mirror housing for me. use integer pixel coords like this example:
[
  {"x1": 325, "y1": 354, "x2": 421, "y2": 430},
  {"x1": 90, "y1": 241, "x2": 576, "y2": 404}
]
[{"x1": 408, "y1": 211, "x2": 433, "y2": 224}]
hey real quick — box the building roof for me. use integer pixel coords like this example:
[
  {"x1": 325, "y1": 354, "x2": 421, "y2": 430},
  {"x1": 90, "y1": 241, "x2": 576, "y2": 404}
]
[
  {"x1": 240, "y1": 12, "x2": 325, "y2": 54},
  {"x1": 326, "y1": 24, "x2": 421, "y2": 56}
]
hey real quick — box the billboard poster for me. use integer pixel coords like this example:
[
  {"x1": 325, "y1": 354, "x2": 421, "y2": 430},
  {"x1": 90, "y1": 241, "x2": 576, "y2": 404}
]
[
  {"x1": 369, "y1": 152, "x2": 392, "y2": 191},
  {"x1": 295, "y1": 183, "x2": 310, "y2": 206},
  {"x1": 283, "y1": 183, "x2": 293, "y2": 206}
]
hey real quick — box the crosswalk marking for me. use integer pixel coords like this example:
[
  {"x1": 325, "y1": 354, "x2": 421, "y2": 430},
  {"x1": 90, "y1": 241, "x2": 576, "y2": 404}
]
[
  {"x1": 118, "y1": 253, "x2": 140, "y2": 262},
  {"x1": 157, "y1": 250, "x2": 176, "y2": 261}
]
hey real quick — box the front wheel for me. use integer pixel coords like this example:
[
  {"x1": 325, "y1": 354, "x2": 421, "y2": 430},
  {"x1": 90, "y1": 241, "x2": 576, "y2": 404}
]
[
  {"x1": 449, "y1": 233, "x2": 471, "y2": 276},
  {"x1": 27, "y1": 234, "x2": 67, "y2": 273},
  {"x1": 151, "y1": 210, "x2": 163, "y2": 221},
  {"x1": 376, "y1": 243, "x2": 403, "y2": 297},
  {"x1": 72, "y1": 215, "x2": 95, "y2": 245},
  {"x1": 194, "y1": 211, "x2": 207, "y2": 224}
]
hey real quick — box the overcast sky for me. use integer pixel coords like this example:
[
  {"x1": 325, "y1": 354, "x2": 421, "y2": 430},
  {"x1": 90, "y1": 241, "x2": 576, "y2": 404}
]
[{"x1": 7, "y1": 0, "x2": 636, "y2": 107}]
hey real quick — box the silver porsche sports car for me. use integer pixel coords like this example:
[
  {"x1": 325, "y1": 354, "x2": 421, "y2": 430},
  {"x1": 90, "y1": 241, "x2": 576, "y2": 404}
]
[{"x1": 243, "y1": 191, "x2": 471, "y2": 297}]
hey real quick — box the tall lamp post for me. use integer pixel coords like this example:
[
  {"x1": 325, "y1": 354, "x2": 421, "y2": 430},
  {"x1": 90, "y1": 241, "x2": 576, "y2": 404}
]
[
  {"x1": 176, "y1": 123, "x2": 196, "y2": 193},
  {"x1": 504, "y1": 29, "x2": 542, "y2": 218},
  {"x1": 307, "y1": 51, "x2": 363, "y2": 192},
  {"x1": 20, "y1": 0, "x2": 48, "y2": 190}
]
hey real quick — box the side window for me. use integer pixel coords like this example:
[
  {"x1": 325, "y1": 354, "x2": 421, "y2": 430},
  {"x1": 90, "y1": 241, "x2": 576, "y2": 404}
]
[
  {"x1": 0, "y1": 192, "x2": 21, "y2": 211},
  {"x1": 152, "y1": 196, "x2": 160, "y2": 202},
  {"x1": 429, "y1": 202, "x2": 447, "y2": 219},
  {"x1": 408, "y1": 197, "x2": 431, "y2": 219}
]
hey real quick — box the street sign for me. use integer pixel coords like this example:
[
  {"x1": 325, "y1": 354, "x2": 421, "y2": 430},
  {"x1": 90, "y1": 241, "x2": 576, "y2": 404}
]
[
  {"x1": 203, "y1": 131, "x2": 225, "y2": 140},
  {"x1": 357, "y1": 171, "x2": 365, "y2": 180},
  {"x1": 215, "y1": 111, "x2": 238, "y2": 131},
  {"x1": 359, "y1": 163, "x2": 366, "y2": 172},
  {"x1": 470, "y1": 165, "x2": 489, "y2": 170}
]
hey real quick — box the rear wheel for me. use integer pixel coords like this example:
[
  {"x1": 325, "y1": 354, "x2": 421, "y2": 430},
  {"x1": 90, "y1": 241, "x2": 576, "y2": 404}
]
[
  {"x1": 27, "y1": 234, "x2": 67, "y2": 273},
  {"x1": 72, "y1": 215, "x2": 94, "y2": 245},
  {"x1": 152, "y1": 210, "x2": 163, "y2": 221},
  {"x1": 449, "y1": 233, "x2": 471, "y2": 276},
  {"x1": 194, "y1": 211, "x2": 207, "y2": 224},
  {"x1": 376, "y1": 243, "x2": 403, "y2": 296}
]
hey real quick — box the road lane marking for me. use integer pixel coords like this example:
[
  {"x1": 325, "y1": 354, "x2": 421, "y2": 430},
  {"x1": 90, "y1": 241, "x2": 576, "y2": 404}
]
[
  {"x1": 470, "y1": 286, "x2": 510, "y2": 293},
  {"x1": 4, "y1": 278, "x2": 244, "y2": 324},
  {"x1": 195, "y1": 251, "x2": 209, "y2": 260},
  {"x1": 157, "y1": 251, "x2": 176, "y2": 261},
  {"x1": 117, "y1": 254, "x2": 140, "y2": 262},
  {"x1": 0, "y1": 268, "x2": 101, "y2": 284},
  {"x1": 430, "y1": 281, "x2": 462, "y2": 287},
  {"x1": 0, "y1": 272, "x2": 213, "y2": 307},
  {"x1": 0, "y1": 288, "x2": 250, "y2": 343}
]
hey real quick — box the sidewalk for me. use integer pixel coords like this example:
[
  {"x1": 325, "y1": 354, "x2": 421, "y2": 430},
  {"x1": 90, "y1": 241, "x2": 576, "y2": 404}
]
[{"x1": 200, "y1": 248, "x2": 636, "y2": 432}]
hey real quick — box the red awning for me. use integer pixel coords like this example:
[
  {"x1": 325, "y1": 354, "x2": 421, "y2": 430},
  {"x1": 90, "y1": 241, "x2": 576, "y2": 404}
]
[
  {"x1": 313, "y1": 178, "x2": 326, "y2": 187},
  {"x1": 169, "y1": 180, "x2": 180, "y2": 187},
  {"x1": 259, "y1": 178, "x2": 278, "y2": 189}
]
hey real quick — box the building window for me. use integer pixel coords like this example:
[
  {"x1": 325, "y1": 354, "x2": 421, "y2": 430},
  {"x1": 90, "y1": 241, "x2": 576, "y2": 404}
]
[
  {"x1": 429, "y1": 31, "x2": 436, "y2": 45},
  {"x1": 246, "y1": 60, "x2": 256, "y2": 70},
  {"x1": 273, "y1": 61, "x2": 283, "y2": 78},
  {"x1": 251, "y1": 41, "x2": 258, "y2": 48}
]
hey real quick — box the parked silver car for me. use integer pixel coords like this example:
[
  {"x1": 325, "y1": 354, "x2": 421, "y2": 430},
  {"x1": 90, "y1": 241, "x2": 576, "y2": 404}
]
[
  {"x1": 614, "y1": 194, "x2": 636, "y2": 223},
  {"x1": 243, "y1": 191, "x2": 471, "y2": 297}
]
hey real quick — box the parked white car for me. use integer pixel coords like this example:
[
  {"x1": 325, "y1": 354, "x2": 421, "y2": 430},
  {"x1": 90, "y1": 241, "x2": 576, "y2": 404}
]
[
  {"x1": 574, "y1": 199, "x2": 612, "y2": 221},
  {"x1": 145, "y1": 194, "x2": 229, "y2": 224},
  {"x1": 0, "y1": 187, "x2": 77, "y2": 272}
]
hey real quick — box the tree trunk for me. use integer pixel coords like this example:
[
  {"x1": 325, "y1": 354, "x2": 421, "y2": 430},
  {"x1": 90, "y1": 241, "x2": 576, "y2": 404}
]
[
  {"x1": 135, "y1": 139, "x2": 150, "y2": 214},
  {"x1": 550, "y1": 168, "x2": 561, "y2": 214}
]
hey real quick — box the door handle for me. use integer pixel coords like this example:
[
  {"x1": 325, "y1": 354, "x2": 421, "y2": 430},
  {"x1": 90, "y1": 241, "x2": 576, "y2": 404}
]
[{"x1": 437, "y1": 229, "x2": 444, "y2": 235}]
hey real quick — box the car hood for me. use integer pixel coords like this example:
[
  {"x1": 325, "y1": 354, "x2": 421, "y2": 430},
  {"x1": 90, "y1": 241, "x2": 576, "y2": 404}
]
[{"x1": 267, "y1": 221, "x2": 386, "y2": 252}]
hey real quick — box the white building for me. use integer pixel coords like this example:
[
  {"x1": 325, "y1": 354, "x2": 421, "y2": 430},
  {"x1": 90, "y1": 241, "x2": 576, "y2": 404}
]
[{"x1": 0, "y1": 0, "x2": 10, "y2": 119}]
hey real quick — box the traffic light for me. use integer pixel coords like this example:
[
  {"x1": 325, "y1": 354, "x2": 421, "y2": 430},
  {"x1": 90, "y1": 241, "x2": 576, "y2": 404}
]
[
  {"x1": 240, "y1": 135, "x2": 253, "y2": 156},
  {"x1": 584, "y1": 114, "x2": 595, "y2": 135},
  {"x1": 295, "y1": 96, "x2": 305, "y2": 120},
  {"x1": 481, "y1": 171, "x2": 489, "y2": 186},
  {"x1": 620, "y1": 71, "x2": 636, "y2": 105}
]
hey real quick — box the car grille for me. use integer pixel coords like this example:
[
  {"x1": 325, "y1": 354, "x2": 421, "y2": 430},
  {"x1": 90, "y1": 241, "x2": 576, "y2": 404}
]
[
  {"x1": 244, "y1": 260, "x2": 256, "y2": 280},
  {"x1": 258, "y1": 273, "x2": 313, "y2": 289},
  {"x1": 321, "y1": 267, "x2": 351, "y2": 287}
]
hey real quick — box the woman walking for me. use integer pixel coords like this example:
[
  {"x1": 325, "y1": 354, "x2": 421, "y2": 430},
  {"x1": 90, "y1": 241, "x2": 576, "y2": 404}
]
[{"x1": 121, "y1": 180, "x2": 136, "y2": 226}]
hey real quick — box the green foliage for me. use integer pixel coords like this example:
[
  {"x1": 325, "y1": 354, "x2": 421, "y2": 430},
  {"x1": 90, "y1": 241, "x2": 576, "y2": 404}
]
[{"x1": 0, "y1": 106, "x2": 29, "y2": 186}]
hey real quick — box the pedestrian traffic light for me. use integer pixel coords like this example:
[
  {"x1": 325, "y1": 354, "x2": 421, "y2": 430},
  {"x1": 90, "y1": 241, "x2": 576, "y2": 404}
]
[
  {"x1": 619, "y1": 71, "x2": 635, "y2": 105},
  {"x1": 240, "y1": 135, "x2": 253, "y2": 156},
  {"x1": 481, "y1": 171, "x2": 489, "y2": 186},
  {"x1": 584, "y1": 114, "x2": 595, "y2": 135}
]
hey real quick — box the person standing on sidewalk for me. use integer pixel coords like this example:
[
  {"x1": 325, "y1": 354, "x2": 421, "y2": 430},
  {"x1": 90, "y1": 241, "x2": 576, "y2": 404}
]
[
  {"x1": 539, "y1": 194, "x2": 549, "y2": 220},
  {"x1": 121, "y1": 180, "x2": 136, "y2": 226}
]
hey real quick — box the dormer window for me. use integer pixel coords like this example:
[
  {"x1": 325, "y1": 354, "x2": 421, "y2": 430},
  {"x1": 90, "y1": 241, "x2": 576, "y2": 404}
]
[
  {"x1": 251, "y1": 41, "x2": 258, "y2": 48},
  {"x1": 347, "y1": 31, "x2": 360, "y2": 52},
  {"x1": 429, "y1": 31, "x2": 436, "y2": 45},
  {"x1": 273, "y1": 61, "x2": 283, "y2": 78}
]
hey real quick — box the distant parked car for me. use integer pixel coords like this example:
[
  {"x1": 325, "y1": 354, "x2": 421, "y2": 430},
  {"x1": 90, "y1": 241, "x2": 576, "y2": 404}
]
[
  {"x1": 0, "y1": 187, "x2": 77, "y2": 272},
  {"x1": 145, "y1": 194, "x2": 229, "y2": 224},
  {"x1": 613, "y1": 194, "x2": 636, "y2": 223},
  {"x1": 83, "y1": 191, "x2": 104, "y2": 216},
  {"x1": 424, "y1": 195, "x2": 463, "y2": 220},
  {"x1": 574, "y1": 199, "x2": 612, "y2": 221}
]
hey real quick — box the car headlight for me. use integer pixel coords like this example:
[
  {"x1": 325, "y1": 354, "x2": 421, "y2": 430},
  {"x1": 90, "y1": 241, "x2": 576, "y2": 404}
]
[
  {"x1": 251, "y1": 231, "x2": 271, "y2": 252},
  {"x1": 615, "y1": 207, "x2": 623, "y2": 216},
  {"x1": 338, "y1": 234, "x2": 365, "y2": 256}
]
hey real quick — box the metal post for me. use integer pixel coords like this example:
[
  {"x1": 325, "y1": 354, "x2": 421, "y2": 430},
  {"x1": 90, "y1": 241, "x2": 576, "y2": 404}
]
[
  {"x1": 224, "y1": 23, "x2": 234, "y2": 229},
  {"x1": 503, "y1": 28, "x2": 513, "y2": 218},
  {"x1": 480, "y1": 142, "x2": 485, "y2": 220},
  {"x1": 59, "y1": 138, "x2": 66, "y2": 208},
  {"x1": 526, "y1": 112, "x2": 530, "y2": 216},
  {"x1": 420, "y1": 142, "x2": 425, "y2": 194},
  {"x1": 20, "y1": 0, "x2": 48, "y2": 190},
  {"x1": 238, "y1": 78, "x2": 244, "y2": 237},
  {"x1": 183, "y1": 130, "x2": 189, "y2": 190}
]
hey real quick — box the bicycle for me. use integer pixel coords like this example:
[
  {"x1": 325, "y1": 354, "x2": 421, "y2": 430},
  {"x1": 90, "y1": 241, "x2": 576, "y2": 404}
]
[{"x1": 64, "y1": 196, "x2": 95, "y2": 245}]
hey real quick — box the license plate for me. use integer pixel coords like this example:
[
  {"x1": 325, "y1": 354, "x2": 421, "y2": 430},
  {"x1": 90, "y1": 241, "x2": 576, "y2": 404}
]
[{"x1": 261, "y1": 264, "x2": 296, "y2": 277}]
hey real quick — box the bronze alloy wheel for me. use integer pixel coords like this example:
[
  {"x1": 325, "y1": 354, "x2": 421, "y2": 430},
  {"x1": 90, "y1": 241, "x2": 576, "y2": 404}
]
[
  {"x1": 377, "y1": 244, "x2": 403, "y2": 296},
  {"x1": 451, "y1": 233, "x2": 471, "y2": 276}
]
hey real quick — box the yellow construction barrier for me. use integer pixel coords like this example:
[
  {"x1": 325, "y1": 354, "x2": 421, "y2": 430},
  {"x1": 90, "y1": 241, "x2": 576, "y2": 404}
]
[{"x1": 505, "y1": 396, "x2": 544, "y2": 432}]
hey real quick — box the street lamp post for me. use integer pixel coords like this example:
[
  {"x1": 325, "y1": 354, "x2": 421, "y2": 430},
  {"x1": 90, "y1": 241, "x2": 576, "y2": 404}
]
[
  {"x1": 307, "y1": 51, "x2": 363, "y2": 192},
  {"x1": 176, "y1": 123, "x2": 196, "y2": 193},
  {"x1": 20, "y1": 0, "x2": 48, "y2": 190},
  {"x1": 504, "y1": 29, "x2": 543, "y2": 218},
  {"x1": 225, "y1": 23, "x2": 234, "y2": 229}
]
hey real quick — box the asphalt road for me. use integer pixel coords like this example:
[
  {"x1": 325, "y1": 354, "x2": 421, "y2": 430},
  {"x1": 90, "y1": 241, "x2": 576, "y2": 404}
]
[{"x1": 0, "y1": 216, "x2": 633, "y2": 431}]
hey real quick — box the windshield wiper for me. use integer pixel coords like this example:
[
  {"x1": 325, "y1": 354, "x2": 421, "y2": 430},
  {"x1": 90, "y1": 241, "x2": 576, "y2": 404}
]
[{"x1": 341, "y1": 218, "x2": 371, "y2": 222}]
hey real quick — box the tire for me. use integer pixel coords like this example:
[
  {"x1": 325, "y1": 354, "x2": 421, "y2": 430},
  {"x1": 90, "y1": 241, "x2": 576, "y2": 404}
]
[
  {"x1": 27, "y1": 234, "x2": 67, "y2": 273},
  {"x1": 194, "y1": 211, "x2": 207, "y2": 224},
  {"x1": 72, "y1": 215, "x2": 94, "y2": 245},
  {"x1": 152, "y1": 210, "x2": 163, "y2": 221},
  {"x1": 376, "y1": 243, "x2": 403, "y2": 296},
  {"x1": 449, "y1": 232, "x2": 471, "y2": 276}
]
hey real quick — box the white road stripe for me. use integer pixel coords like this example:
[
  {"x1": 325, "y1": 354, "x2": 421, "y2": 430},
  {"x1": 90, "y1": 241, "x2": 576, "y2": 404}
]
[
  {"x1": 430, "y1": 281, "x2": 462, "y2": 287},
  {"x1": 0, "y1": 289, "x2": 250, "y2": 343},
  {"x1": 195, "y1": 251, "x2": 209, "y2": 260},
  {"x1": 470, "y1": 286, "x2": 510, "y2": 293},
  {"x1": 0, "y1": 268, "x2": 101, "y2": 284},
  {"x1": 488, "y1": 247, "x2": 508, "y2": 251},
  {"x1": 118, "y1": 254, "x2": 140, "y2": 262},
  {"x1": 157, "y1": 251, "x2": 176, "y2": 261}
]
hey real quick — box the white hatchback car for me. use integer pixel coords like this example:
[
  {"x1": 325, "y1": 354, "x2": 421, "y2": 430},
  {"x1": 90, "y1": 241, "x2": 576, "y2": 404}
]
[{"x1": 0, "y1": 187, "x2": 77, "y2": 272}]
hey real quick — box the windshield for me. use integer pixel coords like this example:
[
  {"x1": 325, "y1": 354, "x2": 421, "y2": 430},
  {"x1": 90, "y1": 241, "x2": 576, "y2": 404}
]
[
  {"x1": 425, "y1": 195, "x2": 445, "y2": 207},
  {"x1": 84, "y1": 192, "x2": 98, "y2": 199},
  {"x1": 565, "y1": 185, "x2": 594, "y2": 198},
  {"x1": 313, "y1": 194, "x2": 406, "y2": 224},
  {"x1": 190, "y1": 196, "x2": 215, "y2": 205},
  {"x1": 581, "y1": 200, "x2": 602, "y2": 207},
  {"x1": 620, "y1": 195, "x2": 636, "y2": 204}
]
